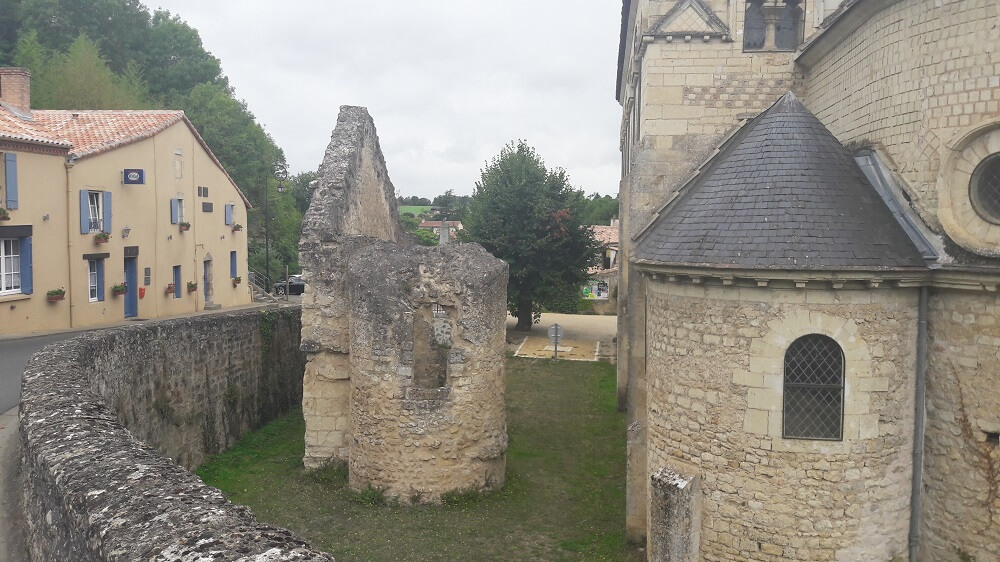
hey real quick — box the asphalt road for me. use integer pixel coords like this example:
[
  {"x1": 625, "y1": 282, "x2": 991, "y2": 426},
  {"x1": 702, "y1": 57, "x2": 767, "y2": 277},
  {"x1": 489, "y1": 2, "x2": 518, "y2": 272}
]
[{"x1": 0, "y1": 332, "x2": 79, "y2": 412}]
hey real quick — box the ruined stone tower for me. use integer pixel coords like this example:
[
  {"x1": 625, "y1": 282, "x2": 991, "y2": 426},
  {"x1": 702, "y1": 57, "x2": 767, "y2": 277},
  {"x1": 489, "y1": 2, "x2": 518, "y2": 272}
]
[{"x1": 299, "y1": 106, "x2": 508, "y2": 502}]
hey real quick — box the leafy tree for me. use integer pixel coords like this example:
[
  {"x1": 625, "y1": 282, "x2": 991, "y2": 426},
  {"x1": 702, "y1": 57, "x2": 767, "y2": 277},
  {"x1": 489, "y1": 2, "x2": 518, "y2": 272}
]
[
  {"x1": 580, "y1": 193, "x2": 619, "y2": 226},
  {"x1": 398, "y1": 195, "x2": 432, "y2": 206},
  {"x1": 287, "y1": 171, "x2": 317, "y2": 216},
  {"x1": 463, "y1": 141, "x2": 601, "y2": 330},
  {"x1": 139, "y1": 10, "x2": 226, "y2": 99}
]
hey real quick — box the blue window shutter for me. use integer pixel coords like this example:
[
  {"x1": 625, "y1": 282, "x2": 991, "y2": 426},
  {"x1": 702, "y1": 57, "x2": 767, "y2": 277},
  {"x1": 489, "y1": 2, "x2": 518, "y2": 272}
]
[
  {"x1": 224, "y1": 204, "x2": 233, "y2": 225},
  {"x1": 97, "y1": 259, "x2": 105, "y2": 302},
  {"x1": 170, "y1": 198, "x2": 179, "y2": 224},
  {"x1": 230, "y1": 251, "x2": 237, "y2": 278},
  {"x1": 4, "y1": 153, "x2": 17, "y2": 210},
  {"x1": 80, "y1": 190, "x2": 90, "y2": 234},
  {"x1": 20, "y1": 236, "x2": 32, "y2": 294},
  {"x1": 173, "y1": 265, "x2": 181, "y2": 298},
  {"x1": 102, "y1": 191, "x2": 112, "y2": 233}
]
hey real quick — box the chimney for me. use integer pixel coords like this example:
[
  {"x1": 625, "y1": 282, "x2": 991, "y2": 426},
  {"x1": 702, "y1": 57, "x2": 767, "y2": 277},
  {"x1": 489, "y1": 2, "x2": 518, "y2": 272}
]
[{"x1": 0, "y1": 67, "x2": 31, "y2": 116}]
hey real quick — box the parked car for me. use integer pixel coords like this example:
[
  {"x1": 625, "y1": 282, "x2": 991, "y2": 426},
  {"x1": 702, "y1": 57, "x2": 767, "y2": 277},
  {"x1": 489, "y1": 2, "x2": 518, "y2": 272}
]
[{"x1": 273, "y1": 275, "x2": 305, "y2": 295}]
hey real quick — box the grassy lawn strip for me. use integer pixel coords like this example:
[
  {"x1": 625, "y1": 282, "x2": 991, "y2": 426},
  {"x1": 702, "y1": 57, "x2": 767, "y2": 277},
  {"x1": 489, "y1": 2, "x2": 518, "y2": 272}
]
[{"x1": 197, "y1": 356, "x2": 638, "y2": 561}]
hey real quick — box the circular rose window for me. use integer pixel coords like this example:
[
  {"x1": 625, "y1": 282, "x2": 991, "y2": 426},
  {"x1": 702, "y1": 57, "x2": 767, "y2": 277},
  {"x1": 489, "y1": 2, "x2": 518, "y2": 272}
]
[{"x1": 970, "y1": 154, "x2": 1000, "y2": 224}]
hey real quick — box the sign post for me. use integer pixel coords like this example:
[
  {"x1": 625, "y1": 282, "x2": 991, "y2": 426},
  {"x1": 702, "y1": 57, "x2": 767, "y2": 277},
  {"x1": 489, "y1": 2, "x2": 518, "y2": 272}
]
[{"x1": 547, "y1": 323, "x2": 564, "y2": 361}]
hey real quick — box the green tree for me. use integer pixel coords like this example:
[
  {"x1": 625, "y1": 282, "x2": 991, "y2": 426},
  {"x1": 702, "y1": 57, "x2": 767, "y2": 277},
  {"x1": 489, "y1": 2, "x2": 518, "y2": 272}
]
[
  {"x1": 580, "y1": 193, "x2": 619, "y2": 226},
  {"x1": 463, "y1": 141, "x2": 601, "y2": 330},
  {"x1": 139, "y1": 10, "x2": 226, "y2": 99}
]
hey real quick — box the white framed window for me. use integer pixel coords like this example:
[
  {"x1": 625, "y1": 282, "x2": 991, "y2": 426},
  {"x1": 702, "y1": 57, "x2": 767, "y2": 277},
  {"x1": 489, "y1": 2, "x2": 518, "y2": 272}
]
[
  {"x1": 1, "y1": 238, "x2": 21, "y2": 295},
  {"x1": 88, "y1": 191, "x2": 103, "y2": 233},
  {"x1": 88, "y1": 259, "x2": 99, "y2": 302},
  {"x1": 176, "y1": 196, "x2": 186, "y2": 222}
]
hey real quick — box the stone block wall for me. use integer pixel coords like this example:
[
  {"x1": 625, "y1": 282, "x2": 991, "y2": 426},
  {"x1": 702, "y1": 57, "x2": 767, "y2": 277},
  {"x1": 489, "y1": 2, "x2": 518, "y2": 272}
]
[
  {"x1": 19, "y1": 307, "x2": 330, "y2": 561},
  {"x1": 642, "y1": 280, "x2": 917, "y2": 560},
  {"x1": 799, "y1": 0, "x2": 1000, "y2": 237},
  {"x1": 924, "y1": 288, "x2": 1000, "y2": 561},
  {"x1": 346, "y1": 242, "x2": 508, "y2": 502}
]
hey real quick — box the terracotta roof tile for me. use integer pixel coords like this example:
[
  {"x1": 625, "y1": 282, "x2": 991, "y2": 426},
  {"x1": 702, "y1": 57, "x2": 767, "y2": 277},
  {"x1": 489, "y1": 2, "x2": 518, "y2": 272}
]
[
  {"x1": 31, "y1": 110, "x2": 185, "y2": 158},
  {"x1": 591, "y1": 225, "x2": 619, "y2": 246}
]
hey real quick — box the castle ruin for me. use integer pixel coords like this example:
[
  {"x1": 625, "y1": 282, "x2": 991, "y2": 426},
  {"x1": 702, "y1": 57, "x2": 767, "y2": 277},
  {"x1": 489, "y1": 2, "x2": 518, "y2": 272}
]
[{"x1": 299, "y1": 106, "x2": 508, "y2": 502}]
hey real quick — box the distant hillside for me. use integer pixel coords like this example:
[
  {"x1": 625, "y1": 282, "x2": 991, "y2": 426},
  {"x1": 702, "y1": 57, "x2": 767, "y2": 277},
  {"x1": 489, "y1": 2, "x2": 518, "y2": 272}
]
[{"x1": 399, "y1": 205, "x2": 432, "y2": 217}]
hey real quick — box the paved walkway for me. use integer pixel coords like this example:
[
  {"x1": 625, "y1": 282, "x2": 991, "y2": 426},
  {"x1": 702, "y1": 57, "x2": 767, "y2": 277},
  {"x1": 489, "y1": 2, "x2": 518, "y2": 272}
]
[
  {"x1": 505, "y1": 313, "x2": 617, "y2": 361},
  {"x1": 0, "y1": 407, "x2": 27, "y2": 561}
]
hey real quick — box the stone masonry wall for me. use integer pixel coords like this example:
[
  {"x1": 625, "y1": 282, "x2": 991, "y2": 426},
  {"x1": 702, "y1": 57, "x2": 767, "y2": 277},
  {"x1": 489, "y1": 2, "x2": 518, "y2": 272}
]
[
  {"x1": 644, "y1": 280, "x2": 917, "y2": 561},
  {"x1": 923, "y1": 288, "x2": 1000, "y2": 561},
  {"x1": 299, "y1": 106, "x2": 406, "y2": 467},
  {"x1": 347, "y1": 242, "x2": 508, "y2": 502},
  {"x1": 800, "y1": 0, "x2": 1000, "y2": 237},
  {"x1": 19, "y1": 307, "x2": 331, "y2": 561}
]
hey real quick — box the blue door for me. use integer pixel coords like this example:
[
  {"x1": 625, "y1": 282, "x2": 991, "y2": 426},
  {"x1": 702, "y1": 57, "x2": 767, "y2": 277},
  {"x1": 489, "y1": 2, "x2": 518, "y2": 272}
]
[
  {"x1": 124, "y1": 257, "x2": 138, "y2": 318},
  {"x1": 203, "y1": 258, "x2": 212, "y2": 302}
]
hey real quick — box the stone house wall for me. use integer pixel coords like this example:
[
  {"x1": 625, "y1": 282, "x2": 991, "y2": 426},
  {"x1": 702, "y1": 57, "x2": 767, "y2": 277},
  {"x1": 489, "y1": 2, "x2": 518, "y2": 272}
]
[
  {"x1": 19, "y1": 307, "x2": 329, "y2": 561},
  {"x1": 923, "y1": 288, "x2": 1000, "y2": 561},
  {"x1": 643, "y1": 279, "x2": 917, "y2": 560},
  {"x1": 799, "y1": 0, "x2": 1000, "y2": 240}
]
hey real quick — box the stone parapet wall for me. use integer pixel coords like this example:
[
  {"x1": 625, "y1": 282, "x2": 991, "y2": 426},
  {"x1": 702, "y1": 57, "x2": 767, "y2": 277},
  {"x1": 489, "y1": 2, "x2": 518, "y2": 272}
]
[
  {"x1": 19, "y1": 307, "x2": 331, "y2": 561},
  {"x1": 643, "y1": 280, "x2": 917, "y2": 560},
  {"x1": 923, "y1": 288, "x2": 1000, "y2": 561}
]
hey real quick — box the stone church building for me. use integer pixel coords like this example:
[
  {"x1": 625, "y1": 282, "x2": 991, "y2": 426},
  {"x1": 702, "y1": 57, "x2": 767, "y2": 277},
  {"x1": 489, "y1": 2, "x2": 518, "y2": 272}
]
[{"x1": 616, "y1": 0, "x2": 1000, "y2": 559}]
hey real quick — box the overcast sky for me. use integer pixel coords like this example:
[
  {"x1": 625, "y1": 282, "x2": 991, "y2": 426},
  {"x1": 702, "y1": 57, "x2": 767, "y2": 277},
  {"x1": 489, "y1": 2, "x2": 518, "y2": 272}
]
[{"x1": 150, "y1": 1, "x2": 623, "y2": 199}]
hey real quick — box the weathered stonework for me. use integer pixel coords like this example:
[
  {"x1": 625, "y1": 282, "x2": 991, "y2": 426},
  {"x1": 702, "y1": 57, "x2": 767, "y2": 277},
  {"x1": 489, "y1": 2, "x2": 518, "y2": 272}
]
[
  {"x1": 924, "y1": 289, "x2": 1000, "y2": 561},
  {"x1": 299, "y1": 106, "x2": 508, "y2": 502},
  {"x1": 19, "y1": 308, "x2": 331, "y2": 561},
  {"x1": 643, "y1": 281, "x2": 917, "y2": 561},
  {"x1": 618, "y1": 0, "x2": 1000, "y2": 556},
  {"x1": 347, "y1": 242, "x2": 508, "y2": 501}
]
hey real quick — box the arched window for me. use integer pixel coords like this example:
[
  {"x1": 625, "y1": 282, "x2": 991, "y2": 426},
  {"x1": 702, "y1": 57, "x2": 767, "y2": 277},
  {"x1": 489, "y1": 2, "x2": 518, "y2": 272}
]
[
  {"x1": 783, "y1": 334, "x2": 844, "y2": 440},
  {"x1": 970, "y1": 153, "x2": 1000, "y2": 224},
  {"x1": 744, "y1": 0, "x2": 766, "y2": 50}
]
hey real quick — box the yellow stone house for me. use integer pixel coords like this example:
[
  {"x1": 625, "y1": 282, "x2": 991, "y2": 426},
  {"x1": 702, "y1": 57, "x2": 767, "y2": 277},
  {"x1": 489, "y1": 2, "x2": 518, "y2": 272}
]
[{"x1": 0, "y1": 67, "x2": 252, "y2": 336}]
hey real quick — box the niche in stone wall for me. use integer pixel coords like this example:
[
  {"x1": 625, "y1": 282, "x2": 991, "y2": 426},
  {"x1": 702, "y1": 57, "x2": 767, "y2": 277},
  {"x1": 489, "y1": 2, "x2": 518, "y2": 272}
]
[{"x1": 412, "y1": 303, "x2": 452, "y2": 388}]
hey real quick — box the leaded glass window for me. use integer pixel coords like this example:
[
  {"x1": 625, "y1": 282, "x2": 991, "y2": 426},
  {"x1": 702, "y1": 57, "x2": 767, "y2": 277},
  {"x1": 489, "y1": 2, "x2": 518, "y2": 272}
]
[
  {"x1": 783, "y1": 334, "x2": 844, "y2": 440},
  {"x1": 744, "y1": 0, "x2": 766, "y2": 50}
]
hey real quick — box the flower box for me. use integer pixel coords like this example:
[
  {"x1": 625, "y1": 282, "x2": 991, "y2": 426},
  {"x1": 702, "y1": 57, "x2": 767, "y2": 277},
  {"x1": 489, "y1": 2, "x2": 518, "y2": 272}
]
[
  {"x1": 186, "y1": 281, "x2": 198, "y2": 293},
  {"x1": 231, "y1": 223, "x2": 243, "y2": 232},
  {"x1": 0, "y1": 209, "x2": 9, "y2": 221},
  {"x1": 46, "y1": 289, "x2": 65, "y2": 302},
  {"x1": 111, "y1": 283, "x2": 128, "y2": 296},
  {"x1": 164, "y1": 283, "x2": 176, "y2": 295},
  {"x1": 178, "y1": 221, "x2": 191, "y2": 232},
  {"x1": 232, "y1": 276, "x2": 242, "y2": 286},
  {"x1": 94, "y1": 232, "x2": 111, "y2": 243}
]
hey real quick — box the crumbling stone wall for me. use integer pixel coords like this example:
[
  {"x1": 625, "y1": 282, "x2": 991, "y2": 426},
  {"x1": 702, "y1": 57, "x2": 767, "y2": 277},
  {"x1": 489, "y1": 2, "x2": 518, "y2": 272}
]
[
  {"x1": 924, "y1": 288, "x2": 1000, "y2": 561},
  {"x1": 299, "y1": 106, "x2": 406, "y2": 466},
  {"x1": 347, "y1": 242, "x2": 508, "y2": 501},
  {"x1": 299, "y1": 106, "x2": 509, "y2": 501},
  {"x1": 642, "y1": 279, "x2": 917, "y2": 561},
  {"x1": 20, "y1": 308, "x2": 331, "y2": 561}
]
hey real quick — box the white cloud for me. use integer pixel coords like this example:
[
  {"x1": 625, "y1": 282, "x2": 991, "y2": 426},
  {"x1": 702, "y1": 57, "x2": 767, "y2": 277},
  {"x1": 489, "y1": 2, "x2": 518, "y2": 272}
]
[{"x1": 154, "y1": 0, "x2": 622, "y2": 198}]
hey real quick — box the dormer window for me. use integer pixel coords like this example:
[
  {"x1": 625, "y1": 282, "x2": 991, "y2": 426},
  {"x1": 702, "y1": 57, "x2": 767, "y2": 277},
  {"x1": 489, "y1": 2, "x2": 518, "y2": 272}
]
[{"x1": 744, "y1": 0, "x2": 805, "y2": 52}]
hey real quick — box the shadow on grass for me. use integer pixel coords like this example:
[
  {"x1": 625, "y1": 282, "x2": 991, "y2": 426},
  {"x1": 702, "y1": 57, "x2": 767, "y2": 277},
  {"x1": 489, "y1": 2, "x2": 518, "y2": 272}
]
[{"x1": 197, "y1": 357, "x2": 642, "y2": 561}]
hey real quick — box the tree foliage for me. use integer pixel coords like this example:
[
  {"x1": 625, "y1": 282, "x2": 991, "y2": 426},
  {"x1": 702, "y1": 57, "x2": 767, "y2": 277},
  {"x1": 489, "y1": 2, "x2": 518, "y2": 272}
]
[
  {"x1": 463, "y1": 141, "x2": 601, "y2": 330},
  {"x1": 580, "y1": 193, "x2": 619, "y2": 226}
]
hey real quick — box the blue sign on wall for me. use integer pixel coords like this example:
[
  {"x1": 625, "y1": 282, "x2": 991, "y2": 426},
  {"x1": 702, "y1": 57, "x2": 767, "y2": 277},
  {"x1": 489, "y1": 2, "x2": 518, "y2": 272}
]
[{"x1": 123, "y1": 169, "x2": 145, "y2": 185}]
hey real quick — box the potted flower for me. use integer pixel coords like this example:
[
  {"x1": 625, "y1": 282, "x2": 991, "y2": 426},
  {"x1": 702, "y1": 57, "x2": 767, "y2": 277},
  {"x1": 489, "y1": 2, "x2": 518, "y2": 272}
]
[
  {"x1": 0, "y1": 208, "x2": 9, "y2": 221},
  {"x1": 164, "y1": 283, "x2": 176, "y2": 295},
  {"x1": 232, "y1": 276, "x2": 242, "y2": 286},
  {"x1": 94, "y1": 232, "x2": 111, "y2": 243},
  {"x1": 186, "y1": 281, "x2": 198, "y2": 293},
  {"x1": 46, "y1": 288, "x2": 65, "y2": 302},
  {"x1": 178, "y1": 221, "x2": 191, "y2": 232},
  {"x1": 111, "y1": 283, "x2": 128, "y2": 296},
  {"x1": 231, "y1": 222, "x2": 243, "y2": 232}
]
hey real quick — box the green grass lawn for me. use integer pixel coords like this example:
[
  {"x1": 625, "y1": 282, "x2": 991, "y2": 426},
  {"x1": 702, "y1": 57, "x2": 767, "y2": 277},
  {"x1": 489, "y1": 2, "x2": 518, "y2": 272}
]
[
  {"x1": 398, "y1": 205, "x2": 432, "y2": 217},
  {"x1": 197, "y1": 357, "x2": 639, "y2": 561}
]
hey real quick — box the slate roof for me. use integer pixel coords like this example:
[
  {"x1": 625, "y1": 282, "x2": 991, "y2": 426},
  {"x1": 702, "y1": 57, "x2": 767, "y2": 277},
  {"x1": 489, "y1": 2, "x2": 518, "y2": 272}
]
[{"x1": 634, "y1": 92, "x2": 928, "y2": 271}]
